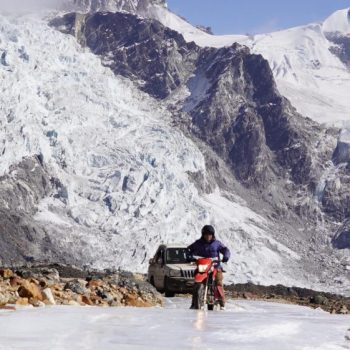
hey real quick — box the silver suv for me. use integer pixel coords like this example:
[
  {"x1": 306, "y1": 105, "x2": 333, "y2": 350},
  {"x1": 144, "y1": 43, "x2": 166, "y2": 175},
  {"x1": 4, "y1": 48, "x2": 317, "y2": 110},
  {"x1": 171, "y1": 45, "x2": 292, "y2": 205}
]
[{"x1": 147, "y1": 244, "x2": 196, "y2": 297}]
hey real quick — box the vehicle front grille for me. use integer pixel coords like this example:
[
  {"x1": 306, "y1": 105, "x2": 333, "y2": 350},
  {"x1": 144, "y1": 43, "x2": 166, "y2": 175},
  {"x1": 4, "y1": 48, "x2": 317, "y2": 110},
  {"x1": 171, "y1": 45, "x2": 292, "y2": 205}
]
[{"x1": 181, "y1": 269, "x2": 195, "y2": 279}]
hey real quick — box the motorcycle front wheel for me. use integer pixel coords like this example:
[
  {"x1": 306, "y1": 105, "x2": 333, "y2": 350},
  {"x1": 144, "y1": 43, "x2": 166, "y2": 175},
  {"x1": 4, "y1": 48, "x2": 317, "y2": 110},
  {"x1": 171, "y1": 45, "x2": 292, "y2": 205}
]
[{"x1": 193, "y1": 283, "x2": 205, "y2": 310}]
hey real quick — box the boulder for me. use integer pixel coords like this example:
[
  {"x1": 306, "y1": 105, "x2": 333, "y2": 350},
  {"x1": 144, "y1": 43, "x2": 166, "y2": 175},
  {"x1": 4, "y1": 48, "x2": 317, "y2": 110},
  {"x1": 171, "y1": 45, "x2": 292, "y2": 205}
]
[
  {"x1": 310, "y1": 294, "x2": 329, "y2": 305},
  {"x1": 125, "y1": 293, "x2": 151, "y2": 307},
  {"x1": 18, "y1": 281, "x2": 44, "y2": 301},
  {"x1": 0, "y1": 269, "x2": 14, "y2": 279},
  {"x1": 64, "y1": 279, "x2": 88, "y2": 295},
  {"x1": 340, "y1": 305, "x2": 349, "y2": 314},
  {"x1": 81, "y1": 295, "x2": 94, "y2": 306},
  {"x1": 42, "y1": 288, "x2": 56, "y2": 305},
  {"x1": 87, "y1": 279, "x2": 103, "y2": 289},
  {"x1": 0, "y1": 293, "x2": 9, "y2": 306},
  {"x1": 15, "y1": 297, "x2": 29, "y2": 305},
  {"x1": 10, "y1": 276, "x2": 24, "y2": 288}
]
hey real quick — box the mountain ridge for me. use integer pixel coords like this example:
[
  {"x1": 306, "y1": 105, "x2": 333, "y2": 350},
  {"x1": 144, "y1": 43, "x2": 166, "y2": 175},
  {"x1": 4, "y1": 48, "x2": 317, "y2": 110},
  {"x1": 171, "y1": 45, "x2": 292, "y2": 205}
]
[{"x1": 0, "y1": 4, "x2": 349, "y2": 293}]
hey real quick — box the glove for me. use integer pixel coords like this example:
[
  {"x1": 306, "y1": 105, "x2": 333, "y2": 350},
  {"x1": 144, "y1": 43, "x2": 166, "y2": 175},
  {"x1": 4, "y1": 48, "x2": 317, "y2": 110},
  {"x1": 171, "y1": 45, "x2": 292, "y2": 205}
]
[{"x1": 222, "y1": 257, "x2": 229, "y2": 263}]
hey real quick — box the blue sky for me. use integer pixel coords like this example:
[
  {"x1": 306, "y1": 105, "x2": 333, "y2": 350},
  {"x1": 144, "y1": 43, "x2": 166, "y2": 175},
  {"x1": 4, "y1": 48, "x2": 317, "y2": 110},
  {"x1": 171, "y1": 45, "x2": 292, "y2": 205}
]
[{"x1": 166, "y1": 0, "x2": 350, "y2": 35}]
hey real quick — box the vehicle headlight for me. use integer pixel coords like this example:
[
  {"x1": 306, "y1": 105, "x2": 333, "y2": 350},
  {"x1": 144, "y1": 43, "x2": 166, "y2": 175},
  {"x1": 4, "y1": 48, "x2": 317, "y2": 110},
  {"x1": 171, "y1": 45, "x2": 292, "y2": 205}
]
[
  {"x1": 169, "y1": 269, "x2": 181, "y2": 277},
  {"x1": 198, "y1": 264, "x2": 209, "y2": 273}
]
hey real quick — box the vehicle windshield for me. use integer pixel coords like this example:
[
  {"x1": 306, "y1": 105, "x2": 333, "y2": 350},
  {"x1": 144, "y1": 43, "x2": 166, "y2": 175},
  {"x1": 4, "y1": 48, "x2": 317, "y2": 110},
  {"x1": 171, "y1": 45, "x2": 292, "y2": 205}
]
[{"x1": 166, "y1": 248, "x2": 189, "y2": 264}]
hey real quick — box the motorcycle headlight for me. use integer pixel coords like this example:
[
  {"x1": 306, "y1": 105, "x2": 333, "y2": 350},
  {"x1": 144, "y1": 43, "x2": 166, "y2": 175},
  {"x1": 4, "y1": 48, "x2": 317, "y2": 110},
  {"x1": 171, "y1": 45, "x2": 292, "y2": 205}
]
[
  {"x1": 169, "y1": 269, "x2": 181, "y2": 277},
  {"x1": 198, "y1": 264, "x2": 209, "y2": 273}
]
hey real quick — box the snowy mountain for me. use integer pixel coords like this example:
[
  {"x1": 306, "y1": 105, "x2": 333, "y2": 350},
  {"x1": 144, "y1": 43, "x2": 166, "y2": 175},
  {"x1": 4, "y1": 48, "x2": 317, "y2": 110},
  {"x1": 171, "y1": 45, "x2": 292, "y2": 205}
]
[
  {"x1": 0, "y1": 1, "x2": 349, "y2": 293},
  {"x1": 147, "y1": 6, "x2": 350, "y2": 127}
]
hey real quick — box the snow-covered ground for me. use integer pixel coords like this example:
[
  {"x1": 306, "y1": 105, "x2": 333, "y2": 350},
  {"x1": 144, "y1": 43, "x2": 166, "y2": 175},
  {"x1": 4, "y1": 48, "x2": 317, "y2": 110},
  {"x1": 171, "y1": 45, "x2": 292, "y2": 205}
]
[{"x1": 0, "y1": 298, "x2": 349, "y2": 350}]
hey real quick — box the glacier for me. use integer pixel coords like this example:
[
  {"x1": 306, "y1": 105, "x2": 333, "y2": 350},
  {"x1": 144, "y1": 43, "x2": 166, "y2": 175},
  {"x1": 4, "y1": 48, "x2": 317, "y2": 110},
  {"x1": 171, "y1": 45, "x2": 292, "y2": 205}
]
[{"x1": 0, "y1": 13, "x2": 301, "y2": 287}]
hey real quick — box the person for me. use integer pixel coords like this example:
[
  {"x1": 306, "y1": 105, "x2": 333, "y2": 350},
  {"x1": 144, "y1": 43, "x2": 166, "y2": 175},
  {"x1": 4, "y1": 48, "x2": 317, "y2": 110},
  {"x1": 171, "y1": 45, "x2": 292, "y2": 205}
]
[{"x1": 187, "y1": 225, "x2": 231, "y2": 309}]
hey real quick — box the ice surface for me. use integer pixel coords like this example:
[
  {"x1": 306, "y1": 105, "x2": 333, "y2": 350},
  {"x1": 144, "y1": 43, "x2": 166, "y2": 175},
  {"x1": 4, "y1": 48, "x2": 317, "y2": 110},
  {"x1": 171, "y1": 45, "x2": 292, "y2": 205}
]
[{"x1": 0, "y1": 298, "x2": 349, "y2": 350}]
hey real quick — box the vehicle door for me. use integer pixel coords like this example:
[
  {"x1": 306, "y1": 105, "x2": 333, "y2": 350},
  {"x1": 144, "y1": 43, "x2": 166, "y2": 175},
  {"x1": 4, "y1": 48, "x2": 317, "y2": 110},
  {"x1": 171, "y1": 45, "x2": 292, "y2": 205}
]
[
  {"x1": 154, "y1": 247, "x2": 166, "y2": 289},
  {"x1": 148, "y1": 251, "x2": 158, "y2": 284}
]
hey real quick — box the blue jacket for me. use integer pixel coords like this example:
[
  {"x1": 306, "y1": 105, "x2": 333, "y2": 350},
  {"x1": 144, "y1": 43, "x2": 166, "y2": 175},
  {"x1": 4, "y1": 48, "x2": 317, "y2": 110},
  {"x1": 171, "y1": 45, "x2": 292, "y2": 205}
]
[{"x1": 187, "y1": 238, "x2": 231, "y2": 262}]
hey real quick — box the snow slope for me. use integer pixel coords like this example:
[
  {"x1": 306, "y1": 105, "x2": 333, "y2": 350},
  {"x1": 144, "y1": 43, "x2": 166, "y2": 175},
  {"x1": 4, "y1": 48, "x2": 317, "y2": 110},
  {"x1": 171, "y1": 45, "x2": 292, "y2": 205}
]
[
  {"x1": 0, "y1": 298, "x2": 349, "y2": 350},
  {"x1": 323, "y1": 8, "x2": 350, "y2": 36},
  {"x1": 0, "y1": 13, "x2": 303, "y2": 287},
  {"x1": 152, "y1": 6, "x2": 350, "y2": 127}
]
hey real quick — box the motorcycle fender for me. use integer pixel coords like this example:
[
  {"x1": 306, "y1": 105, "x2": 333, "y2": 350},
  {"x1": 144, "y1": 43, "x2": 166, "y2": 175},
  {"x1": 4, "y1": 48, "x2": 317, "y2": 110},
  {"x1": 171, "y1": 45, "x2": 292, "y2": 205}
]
[{"x1": 194, "y1": 274, "x2": 207, "y2": 283}]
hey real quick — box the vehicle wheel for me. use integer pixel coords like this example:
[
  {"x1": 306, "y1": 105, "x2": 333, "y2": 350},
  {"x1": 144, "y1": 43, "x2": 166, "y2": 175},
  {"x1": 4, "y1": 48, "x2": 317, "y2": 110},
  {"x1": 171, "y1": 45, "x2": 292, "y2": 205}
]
[
  {"x1": 193, "y1": 283, "x2": 205, "y2": 310},
  {"x1": 164, "y1": 277, "x2": 175, "y2": 298}
]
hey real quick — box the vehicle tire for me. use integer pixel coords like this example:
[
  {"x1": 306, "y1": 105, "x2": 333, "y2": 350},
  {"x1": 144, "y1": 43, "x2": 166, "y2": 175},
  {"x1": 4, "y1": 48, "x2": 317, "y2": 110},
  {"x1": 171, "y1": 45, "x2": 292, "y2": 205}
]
[
  {"x1": 193, "y1": 283, "x2": 205, "y2": 310},
  {"x1": 164, "y1": 277, "x2": 175, "y2": 298}
]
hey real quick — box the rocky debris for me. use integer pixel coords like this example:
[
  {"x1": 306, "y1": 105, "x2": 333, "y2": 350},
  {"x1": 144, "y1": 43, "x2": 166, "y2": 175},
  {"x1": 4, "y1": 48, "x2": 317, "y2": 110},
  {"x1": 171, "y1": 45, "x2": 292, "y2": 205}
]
[
  {"x1": 226, "y1": 283, "x2": 350, "y2": 314},
  {"x1": 17, "y1": 267, "x2": 60, "y2": 286},
  {"x1": 0, "y1": 266, "x2": 163, "y2": 309}
]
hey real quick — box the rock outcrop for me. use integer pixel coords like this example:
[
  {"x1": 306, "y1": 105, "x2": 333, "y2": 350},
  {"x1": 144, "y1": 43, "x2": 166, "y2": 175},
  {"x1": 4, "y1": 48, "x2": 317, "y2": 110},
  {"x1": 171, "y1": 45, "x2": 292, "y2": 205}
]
[{"x1": 0, "y1": 156, "x2": 54, "y2": 265}]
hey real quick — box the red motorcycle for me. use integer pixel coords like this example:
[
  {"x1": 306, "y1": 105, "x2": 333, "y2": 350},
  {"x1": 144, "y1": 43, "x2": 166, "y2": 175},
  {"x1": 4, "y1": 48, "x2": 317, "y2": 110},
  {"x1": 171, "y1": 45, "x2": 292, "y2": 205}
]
[{"x1": 192, "y1": 257, "x2": 225, "y2": 310}]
